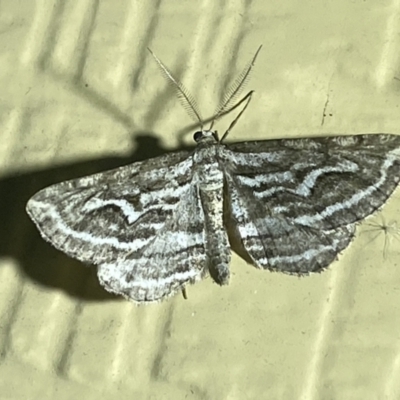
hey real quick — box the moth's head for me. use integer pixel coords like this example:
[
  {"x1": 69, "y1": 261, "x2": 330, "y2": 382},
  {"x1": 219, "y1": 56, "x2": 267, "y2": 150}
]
[{"x1": 193, "y1": 130, "x2": 219, "y2": 144}]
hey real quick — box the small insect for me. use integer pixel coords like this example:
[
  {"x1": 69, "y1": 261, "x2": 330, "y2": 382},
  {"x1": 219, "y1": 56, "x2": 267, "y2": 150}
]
[
  {"x1": 362, "y1": 214, "x2": 400, "y2": 259},
  {"x1": 26, "y1": 47, "x2": 400, "y2": 303}
]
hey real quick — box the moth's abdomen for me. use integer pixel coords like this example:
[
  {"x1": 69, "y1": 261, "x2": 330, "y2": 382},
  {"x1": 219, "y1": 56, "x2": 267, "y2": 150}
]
[{"x1": 199, "y1": 182, "x2": 231, "y2": 285}]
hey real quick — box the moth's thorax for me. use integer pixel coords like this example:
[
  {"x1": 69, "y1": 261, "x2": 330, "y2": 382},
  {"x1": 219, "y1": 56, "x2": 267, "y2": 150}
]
[{"x1": 193, "y1": 142, "x2": 224, "y2": 191}]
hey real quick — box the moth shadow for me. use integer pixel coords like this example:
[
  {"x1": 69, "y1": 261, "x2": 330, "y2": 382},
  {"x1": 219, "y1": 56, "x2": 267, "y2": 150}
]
[{"x1": 0, "y1": 132, "x2": 195, "y2": 302}]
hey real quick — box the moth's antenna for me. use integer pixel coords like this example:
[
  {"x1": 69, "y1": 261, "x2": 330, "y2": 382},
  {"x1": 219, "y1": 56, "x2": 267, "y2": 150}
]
[
  {"x1": 220, "y1": 90, "x2": 253, "y2": 143},
  {"x1": 210, "y1": 45, "x2": 262, "y2": 130},
  {"x1": 147, "y1": 48, "x2": 204, "y2": 128}
]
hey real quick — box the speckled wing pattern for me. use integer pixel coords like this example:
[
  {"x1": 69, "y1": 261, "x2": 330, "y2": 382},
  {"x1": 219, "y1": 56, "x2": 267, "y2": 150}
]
[
  {"x1": 26, "y1": 133, "x2": 400, "y2": 303},
  {"x1": 27, "y1": 150, "x2": 209, "y2": 302},
  {"x1": 223, "y1": 134, "x2": 400, "y2": 273}
]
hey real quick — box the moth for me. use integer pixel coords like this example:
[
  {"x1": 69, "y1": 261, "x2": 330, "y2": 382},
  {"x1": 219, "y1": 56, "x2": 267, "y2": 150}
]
[{"x1": 26, "y1": 47, "x2": 400, "y2": 303}]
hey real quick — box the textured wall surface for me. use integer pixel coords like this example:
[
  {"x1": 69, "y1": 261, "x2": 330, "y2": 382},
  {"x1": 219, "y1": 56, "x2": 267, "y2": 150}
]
[{"x1": 1, "y1": 1, "x2": 400, "y2": 399}]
